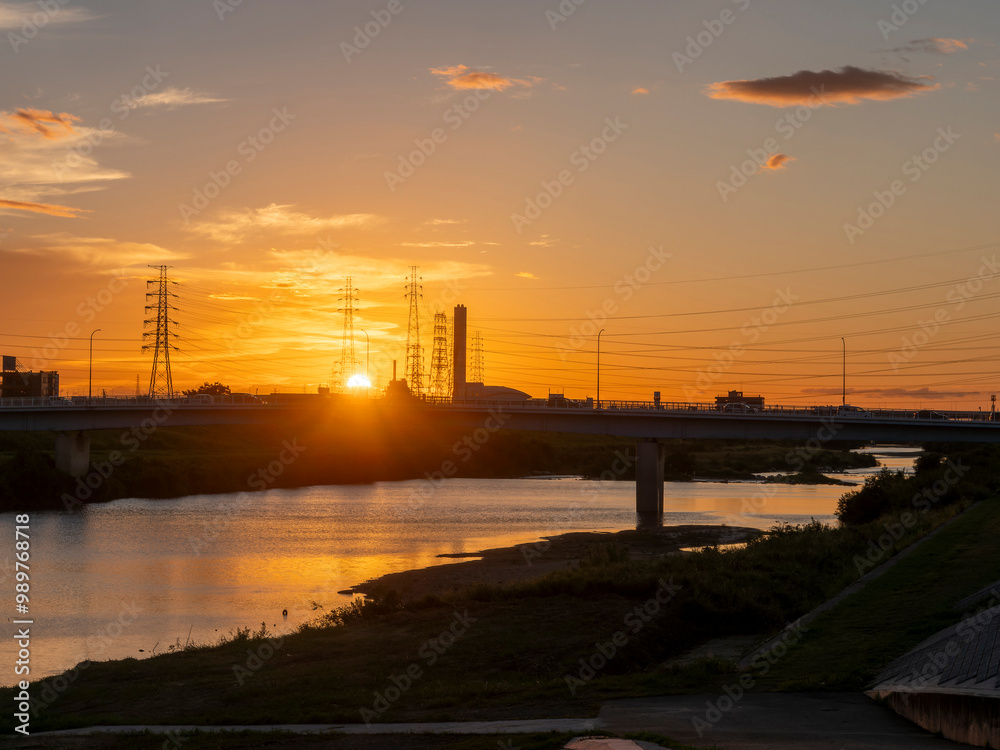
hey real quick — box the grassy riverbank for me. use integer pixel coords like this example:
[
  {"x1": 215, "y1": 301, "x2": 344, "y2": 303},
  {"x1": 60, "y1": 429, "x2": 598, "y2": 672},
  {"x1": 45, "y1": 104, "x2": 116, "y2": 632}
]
[{"x1": 3, "y1": 503, "x2": 975, "y2": 735}]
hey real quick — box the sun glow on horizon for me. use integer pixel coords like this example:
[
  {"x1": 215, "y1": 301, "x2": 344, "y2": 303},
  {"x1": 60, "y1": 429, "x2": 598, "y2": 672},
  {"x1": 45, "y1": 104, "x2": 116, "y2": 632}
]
[{"x1": 347, "y1": 374, "x2": 372, "y2": 389}]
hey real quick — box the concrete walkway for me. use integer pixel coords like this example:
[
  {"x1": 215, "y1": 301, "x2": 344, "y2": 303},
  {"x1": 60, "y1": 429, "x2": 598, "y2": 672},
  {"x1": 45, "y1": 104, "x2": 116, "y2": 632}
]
[
  {"x1": 35, "y1": 717, "x2": 601, "y2": 737},
  {"x1": 31, "y1": 693, "x2": 974, "y2": 747},
  {"x1": 598, "y1": 693, "x2": 971, "y2": 749}
]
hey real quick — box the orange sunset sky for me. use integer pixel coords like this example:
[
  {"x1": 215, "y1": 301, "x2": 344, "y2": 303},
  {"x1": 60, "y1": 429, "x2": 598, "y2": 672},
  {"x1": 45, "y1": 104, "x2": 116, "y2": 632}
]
[{"x1": 1, "y1": 1, "x2": 999, "y2": 407}]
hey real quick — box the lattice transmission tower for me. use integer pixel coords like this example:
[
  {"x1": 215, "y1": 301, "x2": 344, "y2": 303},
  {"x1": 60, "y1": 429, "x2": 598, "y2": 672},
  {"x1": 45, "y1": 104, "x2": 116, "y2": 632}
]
[
  {"x1": 470, "y1": 330, "x2": 484, "y2": 384},
  {"x1": 429, "y1": 312, "x2": 452, "y2": 399},
  {"x1": 404, "y1": 266, "x2": 424, "y2": 395},
  {"x1": 143, "y1": 265, "x2": 179, "y2": 398},
  {"x1": 338, "y1": 277, "x2": 360, "y2": 391}
]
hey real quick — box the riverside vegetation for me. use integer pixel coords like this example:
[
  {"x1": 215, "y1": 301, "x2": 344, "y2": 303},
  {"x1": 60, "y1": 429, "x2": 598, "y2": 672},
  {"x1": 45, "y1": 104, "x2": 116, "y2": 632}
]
[
  {"x1": 3, "y1": 443, "x2": 997, "y2": 742},
  {"x1": 0, "y1": 421, "x2": 875, "y2": 510}
]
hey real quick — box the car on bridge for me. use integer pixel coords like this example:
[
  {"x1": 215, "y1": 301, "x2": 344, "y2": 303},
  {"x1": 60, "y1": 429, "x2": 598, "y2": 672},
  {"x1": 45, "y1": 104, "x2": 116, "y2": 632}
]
[
  {"x1": 722, "y1": 402, "x2": 759, "y2": 414},
  {"x1": 836, "y1": 404, "x2": 873, "y2": 418},
  {"x1": 914, "y1": 410, "x2": 949, "y2": 420}
]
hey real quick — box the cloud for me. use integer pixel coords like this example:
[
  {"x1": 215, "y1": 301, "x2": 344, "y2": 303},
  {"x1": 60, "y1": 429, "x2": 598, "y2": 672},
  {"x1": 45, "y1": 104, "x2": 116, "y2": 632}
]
[
  {"x1": 120, "y1": 86, "x2": 228, "y2": 112},
  {"x1": 893, "y1": 38, "x2": 973, "y2": 55},
  {"x1": 761, "y1": 153, "x2": 796, "y2": 171},
  {"x1": 187, "y1": 204, "x2": 385, "y2": 243},
  {"x1": 430, "y1": 64, "x2": 541, "y2": 92},
  {"x1": 800, "y1": 386, "x2": 973, "y2": 400},
  {"x1": 0, "y1": 108, "x2": 80, "y2": 139},
  {"x1": 631, "y1": 87, "x2": 650, "y2": 95},
  {"x1": 6, "y1": 233, "x2": 187, "y2": 268},
  {"x1": 398, "y1": 240, "x2": 500, "y2": 249},
  {"x1": 515, "y1": 271, "x2": 538, "y2": 280},
  {"x1": 424, "y1": 218, "x2": 465, "y2": 226},
  {"x1": 0, "y1": 198, "x2": 89, "y2": 218},
  {"x1": 705, "y1": 66, "x2": 939, "y2": 107},
  {"x1": 0, "y1": 2, "x2": 95, "y2": 29},
  {"x1": 0, "y1": 110, "x2": 128, "y2": 215}
]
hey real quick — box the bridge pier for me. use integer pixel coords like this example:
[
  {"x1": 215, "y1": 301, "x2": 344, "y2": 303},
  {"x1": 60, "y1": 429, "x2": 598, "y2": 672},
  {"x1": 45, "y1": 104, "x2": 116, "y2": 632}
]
[
  {"x1": 635, "y1": 438, "x2": 664, "y2": 514},
  {"x1": 55, "y1": 432, "x2": 90, "y2": 477}
]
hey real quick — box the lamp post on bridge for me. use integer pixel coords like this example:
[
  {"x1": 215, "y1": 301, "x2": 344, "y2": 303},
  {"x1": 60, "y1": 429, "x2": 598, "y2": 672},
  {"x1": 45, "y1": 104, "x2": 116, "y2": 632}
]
[
  {"x1": 360, "y1": 329, "x2": 370, "y2": 391},
  {"x1": 89, "y1": 329, "x2": 101, "y2": 400},
  {"x1": 841, "y1": 337, "x2": 846, "y2": 406},
  {"x1": 597, "y1": 328, "x2": 605, "y2": 409}
]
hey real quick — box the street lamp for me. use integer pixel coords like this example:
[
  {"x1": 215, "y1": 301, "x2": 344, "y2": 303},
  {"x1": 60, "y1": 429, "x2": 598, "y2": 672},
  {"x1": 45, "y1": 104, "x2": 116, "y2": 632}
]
[
  {"x1": 841, "y1": 337, "x2": 846, "y2": 406},
  {"x1": 597, "y1": 328, "x2": 605, "y2": 408},
  {"x1": 89, "y1": 329, "x2": 101, "y2": 400},
  {"x1": 360, "y1": 329, "x2": 370, "y2": 385}
]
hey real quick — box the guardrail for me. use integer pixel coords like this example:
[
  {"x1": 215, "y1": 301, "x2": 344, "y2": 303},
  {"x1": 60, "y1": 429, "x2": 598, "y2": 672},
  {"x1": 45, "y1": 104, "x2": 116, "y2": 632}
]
[{"x1": 0, "y1": 394, "x2": 995, "y2": 425}]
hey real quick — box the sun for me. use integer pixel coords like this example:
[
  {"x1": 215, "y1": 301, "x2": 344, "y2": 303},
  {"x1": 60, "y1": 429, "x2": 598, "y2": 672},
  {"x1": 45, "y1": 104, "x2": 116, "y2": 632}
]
[{"x1": 347, "y1": 374, "x2": 372, "y2": 389}]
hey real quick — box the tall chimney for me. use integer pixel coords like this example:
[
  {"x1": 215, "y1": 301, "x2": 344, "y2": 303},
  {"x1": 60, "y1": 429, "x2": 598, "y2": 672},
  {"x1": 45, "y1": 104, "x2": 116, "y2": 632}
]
[{"x1": 453, "y1": 304, "x2": 467, "y2": 401}]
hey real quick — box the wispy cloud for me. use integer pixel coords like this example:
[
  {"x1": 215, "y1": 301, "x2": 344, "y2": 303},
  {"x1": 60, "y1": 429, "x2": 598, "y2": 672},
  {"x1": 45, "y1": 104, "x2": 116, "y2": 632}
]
[
  {"x1": 761, "y1": 153, "x2": 796, "y2": 171},
  {"x1": 431, "y1": 64, "x2": 542, "y2": 92},
  {"x1": 187, "y1": 204, "x2": 385, "y2": 243},
  {"x1": 515, "y1": 271, "x2": 538, "y2": 280},
  {"x1": 0, "y1": 198, "x2": 89, "y2": 218},
  {"x1": 0, "y1": 108, "x2": 80, "y2": 139},
  {"x1": 892, "y1": 38, "x2": 973, "y2": 55},
  {"x1": 706, "y1": 66, "x2": 939, "y2": 107},
  {"x1": 631, "y1": 87, "x2": 650, "y2": 95},
  {"x1": 122, "y1": 86, "x2": 228, "y2": 111},
  {"x1": 0, "y1": 109, "x2": 128, "y2": 215},
  {"x1": 398, "y1": 240, "x2": 500, "y2": 249},
  {"x1": 6, "y1": 233, "x2": 187, "y2": 268},
  {"x1": 0, "y1": 2, "x2": 96, "y2": 29}
]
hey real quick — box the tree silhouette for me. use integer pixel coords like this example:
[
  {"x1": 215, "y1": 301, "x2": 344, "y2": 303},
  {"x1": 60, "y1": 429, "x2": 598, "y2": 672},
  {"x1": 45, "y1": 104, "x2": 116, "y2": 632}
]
[{"x1": 182, "y1": 381, "x2": 231, "y2": 397}]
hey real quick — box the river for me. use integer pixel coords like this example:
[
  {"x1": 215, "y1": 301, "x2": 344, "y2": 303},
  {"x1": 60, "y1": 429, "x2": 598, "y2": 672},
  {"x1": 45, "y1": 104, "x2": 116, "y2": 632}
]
[{"x1": 1, "y1": 445, "x2": 917, "y2": 687}]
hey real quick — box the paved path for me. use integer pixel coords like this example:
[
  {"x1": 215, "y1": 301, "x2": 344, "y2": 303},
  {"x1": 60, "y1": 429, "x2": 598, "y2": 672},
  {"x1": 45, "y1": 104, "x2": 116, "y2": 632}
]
[{"x1": 598, "y1": 692, "x2": 971, "y2": 749}]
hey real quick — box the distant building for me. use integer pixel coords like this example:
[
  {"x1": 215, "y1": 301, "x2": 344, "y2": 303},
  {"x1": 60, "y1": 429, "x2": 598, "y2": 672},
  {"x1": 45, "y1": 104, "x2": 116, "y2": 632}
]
[
  {"x1": 715, "y1": 390, "x2": 764, "y2": 409},
  {"x1": 465, "y1": 382, "x2": 531, "y2": 402},
  {"x1": 1, "y1": 356, "x2": 59, "y2": 398}
]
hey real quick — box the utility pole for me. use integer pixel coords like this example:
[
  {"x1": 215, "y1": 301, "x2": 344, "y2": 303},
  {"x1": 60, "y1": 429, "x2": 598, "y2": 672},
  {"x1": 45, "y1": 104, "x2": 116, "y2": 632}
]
[
  {"x1": 430, "y1": 312, "x2": 451, "y2": 399},
  {"x1": 470, "y1": 330, "x2": 484, "y2": 384},
  {"x1": 143, "y1": 265, "x2": 178, "y2": 398},
  {"x1": 338, "y1": 277, "x2": 359, "y2": 391},
  {"x1": 404, "y1": 266, "x2": 424, "y2": 395}
]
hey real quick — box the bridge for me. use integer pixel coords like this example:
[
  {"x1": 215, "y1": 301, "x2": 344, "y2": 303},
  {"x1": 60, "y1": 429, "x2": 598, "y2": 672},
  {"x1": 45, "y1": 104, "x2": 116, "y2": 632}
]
[{"x1": 2, "y1": 395, "x2": 998, "y2": 513}]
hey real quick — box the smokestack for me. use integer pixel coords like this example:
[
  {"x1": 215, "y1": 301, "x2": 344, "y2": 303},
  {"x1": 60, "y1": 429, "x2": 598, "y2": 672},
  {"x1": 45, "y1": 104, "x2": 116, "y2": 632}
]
[{"x1": 453, "y1": 304, "x2": 467, "y2": 401}]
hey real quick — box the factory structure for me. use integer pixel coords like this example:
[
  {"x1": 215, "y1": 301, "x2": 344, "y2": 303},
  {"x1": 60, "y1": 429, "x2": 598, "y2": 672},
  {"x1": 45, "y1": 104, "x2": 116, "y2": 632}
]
[{"x1": 1, "y1": 356, "x2": 60, "y2": 398}]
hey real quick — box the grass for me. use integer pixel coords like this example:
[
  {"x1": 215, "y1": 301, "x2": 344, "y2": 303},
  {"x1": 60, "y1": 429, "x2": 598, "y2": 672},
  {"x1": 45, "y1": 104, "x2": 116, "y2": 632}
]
[
  {"x1": 756, "y1": 497, "x2": 1000, "y2": 690},
  {"x1": 2, "y1": 500, "x2": 971, "y2": 735}
]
